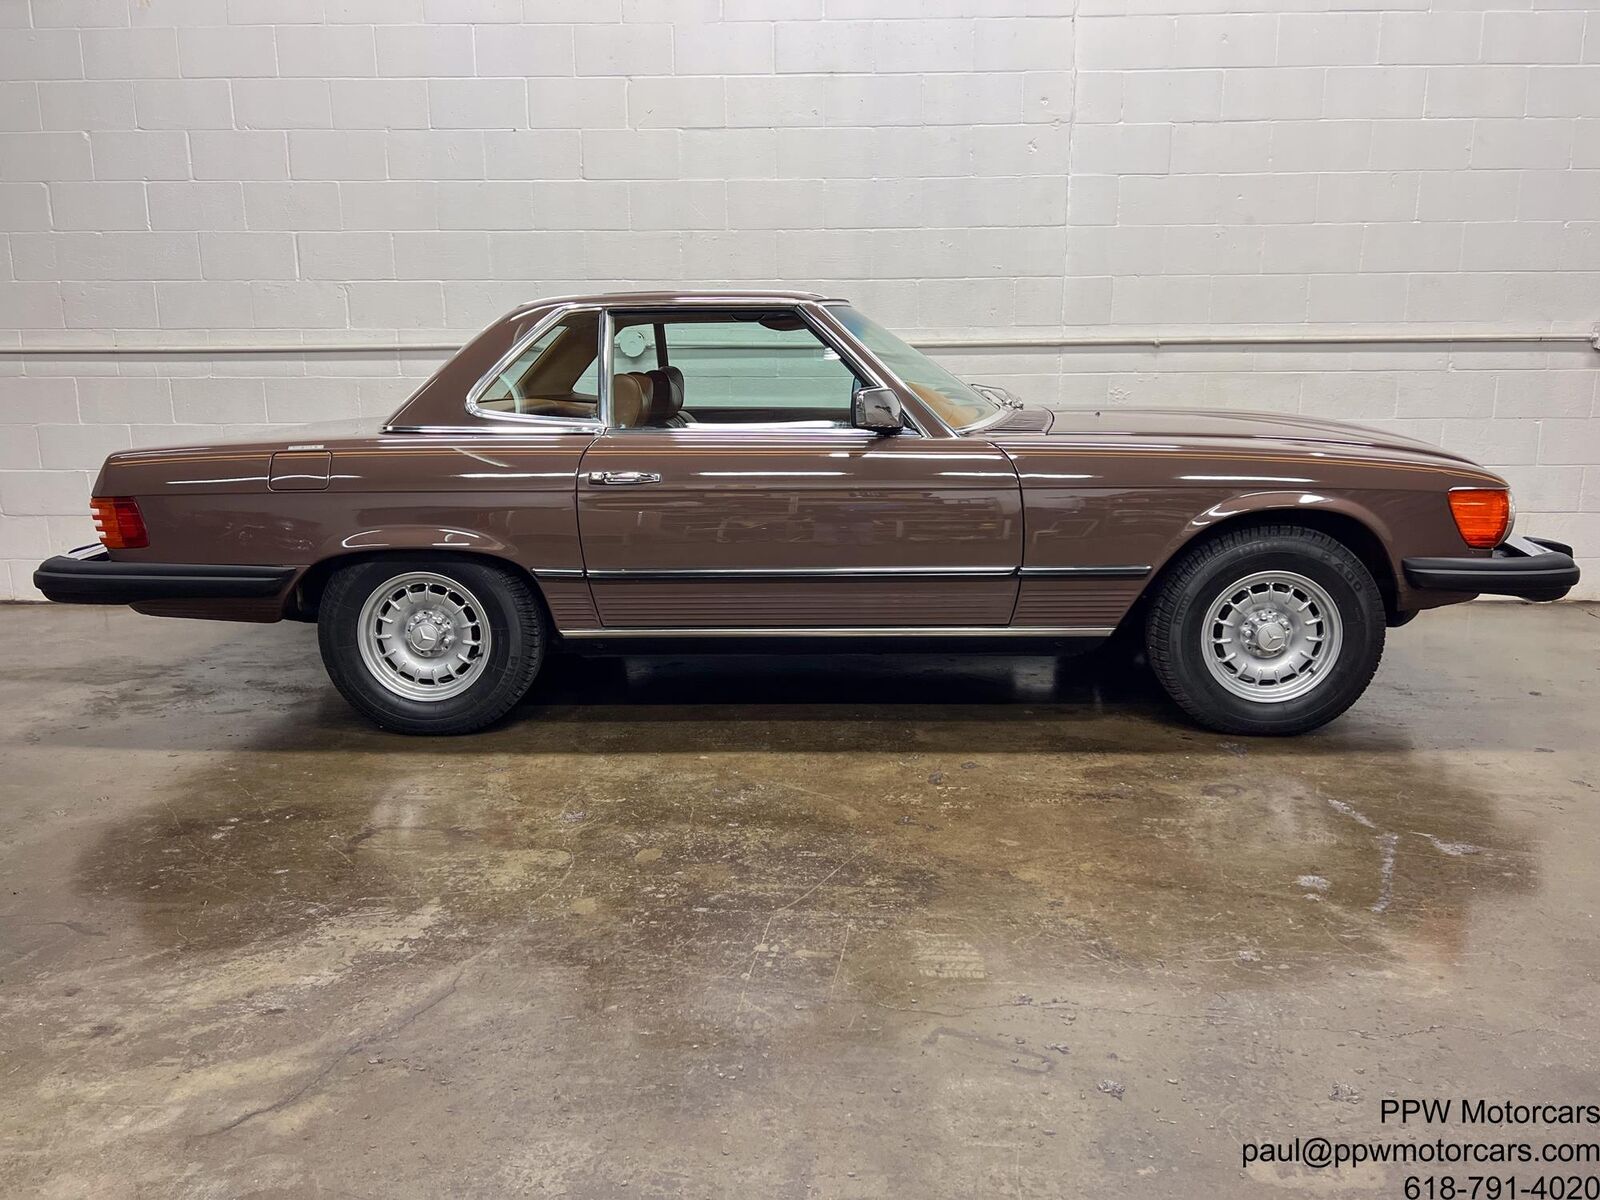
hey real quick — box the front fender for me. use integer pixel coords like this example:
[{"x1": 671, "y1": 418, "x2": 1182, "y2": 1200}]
[
  {"x1": 1155, "y1": 489, "x2": 1405, "y2": 590},
  {"x1": 1184, "y1": 489, "x2": 1395, "y2": 550}
]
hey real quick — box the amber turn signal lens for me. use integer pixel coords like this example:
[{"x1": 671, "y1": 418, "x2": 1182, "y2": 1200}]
[
  {"x1": 90, "y1": 496, "x2": 149, "y2": 550},
  {"x1": 1447, "y1": 488, "x2": 1510, "y2": 550}
]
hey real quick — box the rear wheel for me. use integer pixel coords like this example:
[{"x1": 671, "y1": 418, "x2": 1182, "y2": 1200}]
[
  {"x1": 317, "y1": 557, "x2": 545, "y2": 735},
  {"x1": 1145, "y1": 526, "x2": 1385, "y2": 735}
]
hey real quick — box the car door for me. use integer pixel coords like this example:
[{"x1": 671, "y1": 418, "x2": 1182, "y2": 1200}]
[{"x1": 575, "y1": 306, "x2": 1022, "y2": 631}]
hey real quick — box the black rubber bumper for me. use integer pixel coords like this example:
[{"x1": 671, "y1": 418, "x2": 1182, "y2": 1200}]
[
  {"x1": 1403, "y1": 534, "x2": 1580, "y2": 602},
  {"x1": 34, "y1": 547, "x2": 295, "y2": 605}
]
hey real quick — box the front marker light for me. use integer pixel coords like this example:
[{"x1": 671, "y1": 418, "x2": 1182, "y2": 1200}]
[{"x1": 1447, "y1": 488, "x2": 1511, "y2": 550}]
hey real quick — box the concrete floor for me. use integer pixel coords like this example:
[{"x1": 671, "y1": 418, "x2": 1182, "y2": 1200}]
[{"x1": 0, "y1": 603, "x2": 1596, "y2": 1198}]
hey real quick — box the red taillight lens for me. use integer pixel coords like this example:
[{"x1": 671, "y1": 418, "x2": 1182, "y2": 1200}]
[
  {"x1": 1448, "y1": 489, "x2": 1511, "y2": 550},
  {"x1": 90, "y1": 496, "x2": 148, "y2": 550}
]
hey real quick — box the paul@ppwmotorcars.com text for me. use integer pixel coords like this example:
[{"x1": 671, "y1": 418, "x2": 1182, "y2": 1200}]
[{"x1": 1242, "y1": 1098, "x2": 1600, "y2": 1196}]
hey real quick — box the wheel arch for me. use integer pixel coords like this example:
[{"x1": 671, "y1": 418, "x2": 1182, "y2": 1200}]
[
  {"x1": 286, "y1": 545, "x2": 548, "y2": 623},
  {"x1": 1133, "y1": 494, "x2": 1402, "y2": 629}
]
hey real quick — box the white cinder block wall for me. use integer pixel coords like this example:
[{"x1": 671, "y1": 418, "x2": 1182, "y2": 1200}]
[{"x1": 1, "y1": 0, "x2": 1596, "y2": 599}]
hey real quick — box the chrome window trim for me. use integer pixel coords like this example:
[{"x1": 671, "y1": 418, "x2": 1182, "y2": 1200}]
[
  {"x1": 383, "y1": 424, "x2": 598, "y2": 436},
  {"x1": 445, "y1": 298, "x2": 1002, "y2": 439},
  {"x1": 561, "y1": 625, "x2": 1115, "y2": 639},
  {"x1": 461, "y1": 301, "x2": 607, "y2": 433},
  {"x1": 956, "y1": 406, "x2": 1014, "y2": 436},
  {"x1": 600, "y1": 306, "x2": 616, "y2": 428},
  {"x1": 470, "y1": 415, "x2": 605, "y2": 433},
  {"x1": 596, "y1": 424, "x2": 912, "y2": 439},
  {"x1": 530, "y1": 290, "x2": 841, "y2": 309}
]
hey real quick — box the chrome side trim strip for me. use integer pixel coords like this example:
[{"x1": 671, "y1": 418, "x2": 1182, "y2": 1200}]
[
  {"x1": 531, "y1": 568, "x2": 586, "y2": 579},
  {"x1": 538, "y1": 565, "x2": 1151, "y2": 582},
  {"x1": 585, "y1": 565, "x2": 1018, "y2": 580},
  {"x1": 1020, "y1": 565, "x2": 1151, "y2": 579},
  {"x1": 562, "y1": 625, "x2": 1115, "y2": 639}
]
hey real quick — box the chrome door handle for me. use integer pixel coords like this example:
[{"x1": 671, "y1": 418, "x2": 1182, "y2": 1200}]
[{"x1": 588, "y1": 470, "x2": 662, "y2": 486}]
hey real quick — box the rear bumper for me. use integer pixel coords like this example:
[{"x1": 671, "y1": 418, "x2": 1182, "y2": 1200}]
[
  {"x1": 34, "y1": 546, "x2": 295, "y2": 605},
  {"x1": 1403, "y1": 534, "x2": 1580, "y2": 603}
]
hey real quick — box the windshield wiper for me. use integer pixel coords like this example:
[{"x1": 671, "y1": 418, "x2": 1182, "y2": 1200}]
[{"x1": 969, "y1": 382, "x2": 1025, "y2": 410}]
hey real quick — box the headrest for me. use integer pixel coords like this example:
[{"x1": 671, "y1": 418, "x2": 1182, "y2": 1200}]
[
  {"x1": 644, "y1": 366, "x2": 684, "y2": 423},
  {"x1": 611, "y1": 372, "x2": 651, "y2": 428}
]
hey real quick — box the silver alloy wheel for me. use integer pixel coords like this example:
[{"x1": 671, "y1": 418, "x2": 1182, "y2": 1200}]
[
  {"x1": 1201, "y1": 570, "x2": 1343, "y2": 704},
  {"x1": 356, "y1": 571, "x2": 492, "y2": 702}
]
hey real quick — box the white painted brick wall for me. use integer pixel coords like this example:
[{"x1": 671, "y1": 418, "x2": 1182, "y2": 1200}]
[{"x1": 1, "y1": 0, "x2": 1597, "y2": 600}]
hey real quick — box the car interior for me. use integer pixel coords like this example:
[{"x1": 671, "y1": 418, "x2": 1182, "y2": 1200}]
[
  {"x1": 610, "y1": 310, "x2": 866, "y2": 430},
  {"x1": 478, "y1": 308, "x2": 880, "y2": 431},
  {"x1": 474, "y1": 311, "x2": 603, "y2": 419}
]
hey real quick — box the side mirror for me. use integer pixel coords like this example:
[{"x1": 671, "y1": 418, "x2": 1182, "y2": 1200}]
[{"x1": 852, "y1": 386, "x2": 903, "y2": 434}]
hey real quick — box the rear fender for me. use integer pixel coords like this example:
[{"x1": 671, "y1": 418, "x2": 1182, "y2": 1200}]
[
  {"x1": 287, "y1": 526, "x2": 531, "y2": 621},
  {"x1": 329, "y1": 525, "x2": 515, "y2": 558}
]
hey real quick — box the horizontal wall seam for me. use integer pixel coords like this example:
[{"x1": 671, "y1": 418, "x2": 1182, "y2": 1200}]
[{"x1": 2, "y1": 328, "x2": 1596, "y2": 358}]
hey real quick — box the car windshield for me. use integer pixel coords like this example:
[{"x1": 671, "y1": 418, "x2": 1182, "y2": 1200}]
[{"x1": 828, "y1": 304, "x2": 1002, "y2": 432}]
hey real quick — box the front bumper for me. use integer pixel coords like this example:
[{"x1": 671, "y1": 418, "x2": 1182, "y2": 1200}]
[
  {"x1": 34, "y1": 545, "x2": 295, "y2": 605},
  {"x1": 1403, "y1": 534, "x2": 1580, "y2": 603}
]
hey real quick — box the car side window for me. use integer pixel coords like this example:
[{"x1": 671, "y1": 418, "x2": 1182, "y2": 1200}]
[
  {"x1": 609, "y1": 310, "x2": 863, "y2": 429},
  {"x1": 476, "y1": 311, "x2": 601, "y2": 420}
]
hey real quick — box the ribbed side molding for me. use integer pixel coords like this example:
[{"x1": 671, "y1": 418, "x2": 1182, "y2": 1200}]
[
  {"x1": 1019, "y1": 565, "x2": 1151, "y2": 579},
  {"x1": 582, "y1": 565, "x2": 1018, "y2": 581},
  {"x1": 538, "y1": 578, "x2": 601, "y2": 629},
  {"x1": 587, "y1": 578, "x2": 1015, "y2": 628},
  {"x1": 1014, "y1": 578, "x2": 1143, "y2": 627}
]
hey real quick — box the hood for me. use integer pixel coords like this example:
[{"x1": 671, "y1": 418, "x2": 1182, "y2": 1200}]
[{"x1": 1034, "y1": 407, "x2": 1477, "y2": 463}]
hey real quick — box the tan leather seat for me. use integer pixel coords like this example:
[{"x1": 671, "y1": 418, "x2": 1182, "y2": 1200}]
[
  {"x1": 611, "y1": 372, "x2": 652, "y2": 428},
  {"x1": 644, "y1": 366, "x2": 685, "y2": 426}
]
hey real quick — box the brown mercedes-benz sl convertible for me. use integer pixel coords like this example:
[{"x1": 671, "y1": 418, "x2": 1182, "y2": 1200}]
[{"x1": 36, "y1": 290, "x2": 1579, "y2": 736}]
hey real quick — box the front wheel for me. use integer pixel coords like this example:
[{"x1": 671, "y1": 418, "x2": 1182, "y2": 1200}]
[
  {"x1": 1145, "y1": 526, "x2": 1386, "y2": 735},
  {"x1": 317, "y1": 557, "x2": 546, "y2": 735}
]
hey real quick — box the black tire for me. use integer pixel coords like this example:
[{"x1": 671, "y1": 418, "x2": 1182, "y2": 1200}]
[
  {"x1": 1144, "y1": 525, "x2": 1385, "y2": 736},
  {"x1": 317, "y1": 556, "x2": 546, "y2": 735}
]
